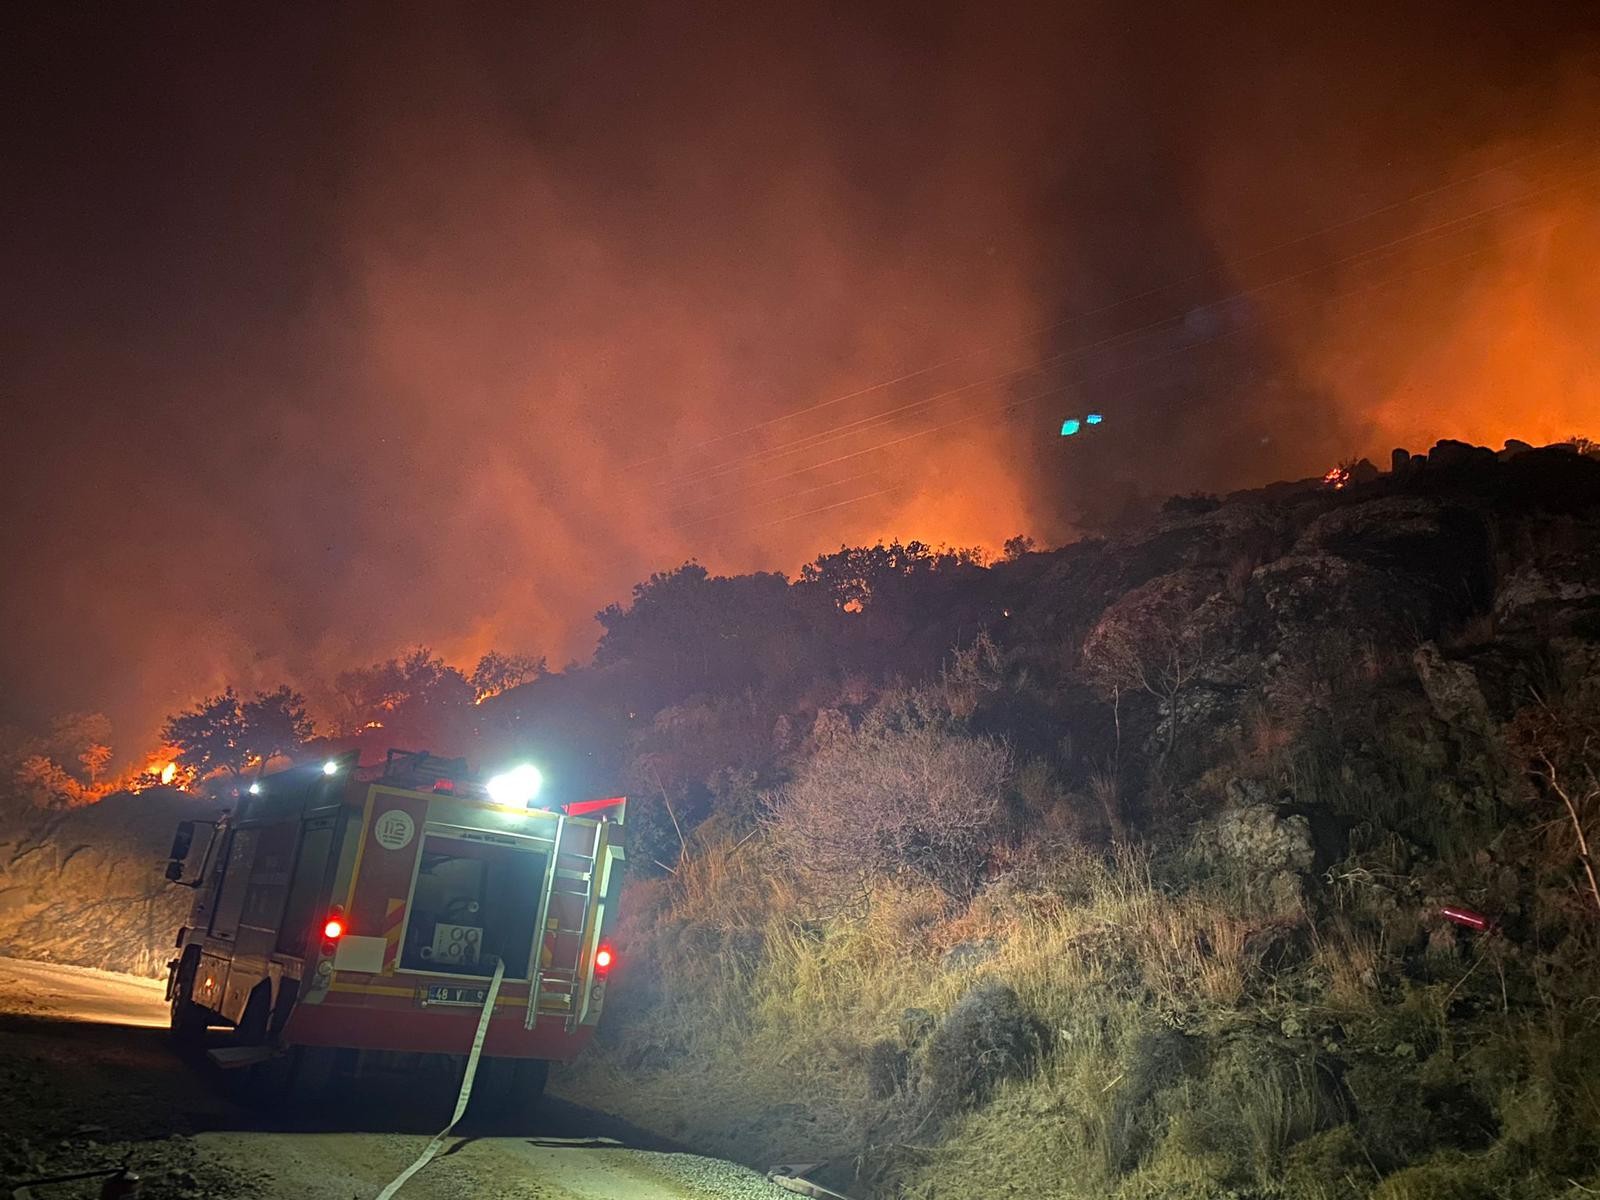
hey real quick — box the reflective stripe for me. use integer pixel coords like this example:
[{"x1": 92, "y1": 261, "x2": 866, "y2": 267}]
[{"x1": 381, "y1": 898, "x2": 405, "y2": 972}]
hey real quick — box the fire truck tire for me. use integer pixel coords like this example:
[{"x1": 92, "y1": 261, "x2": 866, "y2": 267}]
[
  {"x1": 168, "y1": 960, "x2": 208, "y2": 1047},
  {"x1": 468, "y1": 1057, "x2": 548, "y2": 1126}
]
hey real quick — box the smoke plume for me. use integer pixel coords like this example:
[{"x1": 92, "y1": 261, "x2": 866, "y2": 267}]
[{"x1": 2, "y1": 3, "x2": 1595, "y2": 750}]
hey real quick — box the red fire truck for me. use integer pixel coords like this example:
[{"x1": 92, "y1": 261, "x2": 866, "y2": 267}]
[{"x1": 162, "y1": 749, "x2": 625, "y2": 1112}]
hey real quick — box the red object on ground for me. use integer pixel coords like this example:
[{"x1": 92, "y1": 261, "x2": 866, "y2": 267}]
[{"x1": 1440, "y1": 905, "x2": 1492, "y2": 931}]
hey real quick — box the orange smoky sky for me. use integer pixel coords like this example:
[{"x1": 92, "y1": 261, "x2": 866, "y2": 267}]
[{"x1": 2, "y1": 2, "x2": 1597, "y2": 750}]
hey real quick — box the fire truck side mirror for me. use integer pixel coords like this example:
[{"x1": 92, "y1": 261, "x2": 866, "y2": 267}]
[{"x1": 165, "y1": 821, "x2": 195, "y2": 884}]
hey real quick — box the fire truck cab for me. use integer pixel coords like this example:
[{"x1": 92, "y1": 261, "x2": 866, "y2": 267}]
[{"x1": 162, "y1": 749, "x2": 625, "y2": 1109}]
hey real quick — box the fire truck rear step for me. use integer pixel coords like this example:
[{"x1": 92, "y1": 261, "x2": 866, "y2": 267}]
[{"x1": 207, "y1": 1045, "x2": 276, "y2": 1070}]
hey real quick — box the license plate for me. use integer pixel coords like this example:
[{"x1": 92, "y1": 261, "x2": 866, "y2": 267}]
[{"x1": 422, "y1": 984, "x2": 489, "y2": 1006}]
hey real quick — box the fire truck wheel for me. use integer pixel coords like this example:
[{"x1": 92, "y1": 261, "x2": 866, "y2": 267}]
[
  {"x1": 467, "y1": 1057, "x2": 549, "y2": 1128},
  {"x1": 168, "y1": 965, "x2": 208, "y2": 1047}
]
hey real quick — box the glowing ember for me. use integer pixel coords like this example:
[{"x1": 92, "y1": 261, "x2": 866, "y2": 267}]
[{"x1": 1322, "y1": 465, "x2": 1351, "y2": 490}]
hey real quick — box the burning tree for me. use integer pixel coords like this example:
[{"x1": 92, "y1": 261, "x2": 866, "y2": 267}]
[
  {"x1": 335, "y1": 648, "x2": 475, "y2": 740},
  {"x1": 469, "y1": 651, "x2": 547, "y2": 704},
  {"x1": 161, "y1": 685, "x2": 314, "y2": 781},
  {"x1": 240, "y1": 685, "x2": 315, "y2": 766}
]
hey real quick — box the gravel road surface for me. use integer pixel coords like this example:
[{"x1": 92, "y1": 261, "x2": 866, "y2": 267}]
[{"x1": 0, "y1": 955, "x2": 800, "y2": 1200}]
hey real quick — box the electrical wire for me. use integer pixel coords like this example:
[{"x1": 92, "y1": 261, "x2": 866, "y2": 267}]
[
  {"x1": 656, "y1": 161, "x2": 1594, "y2": 495},
  {"x1": 676, "y1": 201, "x2": 1571, "y2": 533},
  {"x1": 626, "y1": 138, "x2": 1576, "y2": 473}
]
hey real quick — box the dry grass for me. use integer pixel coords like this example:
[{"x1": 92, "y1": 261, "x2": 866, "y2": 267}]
[
  {"x1": 1314, "y1": 916, "x2": 1386, "y2": 1013},
  {"x1": 563, "y1": 812, "x2": 1600, "y2": 1200},
  {"x1": 565, "y1": 836, "x2": 1295, "y2": 1196}
]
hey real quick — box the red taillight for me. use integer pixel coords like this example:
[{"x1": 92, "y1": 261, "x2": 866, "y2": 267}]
[
  {"x1": 594, "y1": 945, "x2": 614, "y2": 974},
  {"x1": 323, "y1": 917, "x2": 346, "y2": 940}
]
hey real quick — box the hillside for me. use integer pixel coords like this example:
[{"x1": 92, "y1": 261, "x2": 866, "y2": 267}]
[
  {"x1": 0, "y1": 788, "x2": 213, "y2": 977},
  {"x1": 542, "y1": 440, "x2": 1600, "y2": 1200}
]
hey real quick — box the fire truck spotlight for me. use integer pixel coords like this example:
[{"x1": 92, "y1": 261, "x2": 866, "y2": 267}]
[
  {"x1": 248, "y1": 781, "x2": 262, "y2": 795},
  {"x1": 487, "y1": 763, "x2": 544, "y2": 806},
  {"x1": 594, "y1": 945, "x2": 615, "y2": 974},
  {"x1": 322, "y1": 916, "x2": 346, "y2": 940},
  {"x1": 322, "y1": 760, "x2": 341, "y2": 775}
]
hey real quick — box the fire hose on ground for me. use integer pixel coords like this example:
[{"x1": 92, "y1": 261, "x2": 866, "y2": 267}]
[{"x1": 374, "y1": 956, "x2": 506, "y2": 1200}]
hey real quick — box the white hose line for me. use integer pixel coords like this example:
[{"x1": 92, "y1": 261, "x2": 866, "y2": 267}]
[{"x1": 375, "y1": 957, "x2": 506, "y2": 1200}]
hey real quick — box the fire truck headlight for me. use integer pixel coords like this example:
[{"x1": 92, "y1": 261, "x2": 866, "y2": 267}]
[
  {"x1": 487, "y1": 763, "x2": 543, "y2": 806},
  {"x1": 248, "y1": 781, "x2": 262, "y2": 795},
  {"x1": 322, "y1": 760, "x2": 340, "y2": 776}
]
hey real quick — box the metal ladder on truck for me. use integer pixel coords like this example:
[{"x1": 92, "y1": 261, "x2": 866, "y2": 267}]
[{"x1": 526, "y1": 816, "x2": 612, "y2": 1032}]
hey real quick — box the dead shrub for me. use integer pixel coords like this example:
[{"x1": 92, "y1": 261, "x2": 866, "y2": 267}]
[{"x1": 767, "y1": 692, "x2": 1014, "y2": 907}]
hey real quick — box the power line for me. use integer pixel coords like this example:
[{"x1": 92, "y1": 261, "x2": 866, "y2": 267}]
[
  {"x1": 747, "y1": 486, "x2": 907, "y2": 531},
  {"x1": 675, "y1": 198, "x2": 1572, "y2": 533},
  {"x1": 674, "y1": 468, "x2": 883, "y2": 526},
  {"x1": 626, "y1": 138, "x2": 1575, "y2": 473},
  {"x1": 660, "y1": 163, "x2": 1593, "y2": 497}
]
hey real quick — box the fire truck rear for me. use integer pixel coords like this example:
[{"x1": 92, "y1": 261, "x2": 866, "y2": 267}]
[{"x1": 162, "y1": 750, "x2": 625, "y2": 1111}]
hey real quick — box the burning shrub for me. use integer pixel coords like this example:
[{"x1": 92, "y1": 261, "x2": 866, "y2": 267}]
[
  {"x1": 13, "y1": 753, "x2": 92, "y2": 809},
  {"x1": 767, "y1": 691, "x2": 1014, "y2": 907}
]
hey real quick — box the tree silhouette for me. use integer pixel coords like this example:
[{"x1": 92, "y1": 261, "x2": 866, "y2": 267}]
[
  {"x1": 470, "y1": 651, "x2": 547, "y2": 702},
  {"x1": 240, "y1": 685, "x2": 315, "y2": 766},
  {"x1": 162, "y1": 689, "x2": 247, "y2": 778},
  {"x1": 162, "y1": 685, "x2": 314, "y2": 779}
]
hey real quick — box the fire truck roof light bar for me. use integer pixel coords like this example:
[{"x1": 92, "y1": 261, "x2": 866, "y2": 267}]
[
  {"x1": 486, "y1": 763, "x2": 543, "y2": 807},
  {"x1": 563, "y1": 796, "x2": 626, "y2": 818}
]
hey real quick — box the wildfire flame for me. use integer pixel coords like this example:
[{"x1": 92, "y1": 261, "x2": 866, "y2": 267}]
[
  {"x1": 159, "y1": 762, "x2": 177, "y2": 785},
  {"x1": 1322, "y1": 465, "x2": 1351, "y2": 490}
]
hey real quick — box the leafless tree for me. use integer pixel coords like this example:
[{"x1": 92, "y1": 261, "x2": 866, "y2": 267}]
[
  {"x1": 1082, "y1": 577, "x2": 1212, "y2": 757},
  {"x1": 1513, "y1": 699, "x2": 1600, "y2": 917}
]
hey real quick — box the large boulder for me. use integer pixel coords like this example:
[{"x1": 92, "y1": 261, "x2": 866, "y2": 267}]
[
  {"x1": 1194, "y1": 779, "x2": 1317, "y2": 908},
  {"x1": 916, "y1": 980, "x2": 1042, "y2": 1120},
  {"x1": 1118, "y1": 502, "x2": 1291, "y2": 583},
  {"x1": 1249, "y1": 554, "x2": 1437, "y2": 653},
  {"x1": 1495, "y1": 532, "x2": 1600, "y2": 636},
  {"x1": 1413, "y1": 643, "x2": 1491, "y2": 729},
  {"x1": 1294, "y1": 496, "x2": 1492, "y2": 617}
]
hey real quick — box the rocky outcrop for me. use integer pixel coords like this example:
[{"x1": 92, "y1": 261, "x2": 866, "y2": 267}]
[
  {"x1": 0, "y1": 788, "x2": 214, "y2": 976},
  {"x1": 1413, "y1": 643, "x2": 1491, "y2": 729},
  {"x1": 1192, "y1": 778, "x2": 1317, "y2": 908}
]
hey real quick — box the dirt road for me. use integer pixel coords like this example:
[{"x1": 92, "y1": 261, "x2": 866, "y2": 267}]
[{"x1": 0, "y1": 956, "x2": 798, "y2": 1199}]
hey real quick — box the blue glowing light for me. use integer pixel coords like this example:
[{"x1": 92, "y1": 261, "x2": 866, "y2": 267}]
[
  {"x1": 1086, "y1": 412, "x2": 1103, "y2": 425},
  {"x1": 1060, "y1": 418, "x2": 1081, "y2": 436}
]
